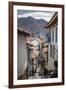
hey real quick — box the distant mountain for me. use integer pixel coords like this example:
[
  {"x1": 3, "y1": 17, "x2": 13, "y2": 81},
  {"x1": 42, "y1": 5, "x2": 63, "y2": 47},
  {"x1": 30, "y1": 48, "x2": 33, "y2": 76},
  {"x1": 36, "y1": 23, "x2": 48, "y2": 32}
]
[{"x1": 17, "y1": 16, "x2": 48, "y2": 36}]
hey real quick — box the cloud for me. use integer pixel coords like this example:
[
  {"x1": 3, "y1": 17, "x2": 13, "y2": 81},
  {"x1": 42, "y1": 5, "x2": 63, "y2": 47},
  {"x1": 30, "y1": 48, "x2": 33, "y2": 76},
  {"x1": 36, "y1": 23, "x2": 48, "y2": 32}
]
[{"x1": 17, "y1": 11, "x2": 55, "y2": 22}]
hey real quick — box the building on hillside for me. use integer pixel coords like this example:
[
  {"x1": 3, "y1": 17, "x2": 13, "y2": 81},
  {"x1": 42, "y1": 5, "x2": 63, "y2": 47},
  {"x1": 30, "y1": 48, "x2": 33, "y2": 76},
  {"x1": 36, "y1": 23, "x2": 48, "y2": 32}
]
[{"x1": 27, "y1": 38, "x2": 39, "y2": 78}]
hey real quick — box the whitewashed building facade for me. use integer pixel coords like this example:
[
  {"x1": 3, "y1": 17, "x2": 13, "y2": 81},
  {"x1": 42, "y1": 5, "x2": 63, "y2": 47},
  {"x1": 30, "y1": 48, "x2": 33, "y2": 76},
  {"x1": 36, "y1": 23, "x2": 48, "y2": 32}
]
[
  {"x1": 45, "y1": 12, "x2": 58, "y2": 71},
  {"x1": 17, "y1": 28, "x2": 30, "y2": 79}
]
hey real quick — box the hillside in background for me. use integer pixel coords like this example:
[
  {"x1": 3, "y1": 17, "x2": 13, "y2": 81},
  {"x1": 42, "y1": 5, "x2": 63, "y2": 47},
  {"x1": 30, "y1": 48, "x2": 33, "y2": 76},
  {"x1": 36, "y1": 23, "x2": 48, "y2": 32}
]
[{"x1": 17, "y1": 16, "x2": 48, "y2": 36}]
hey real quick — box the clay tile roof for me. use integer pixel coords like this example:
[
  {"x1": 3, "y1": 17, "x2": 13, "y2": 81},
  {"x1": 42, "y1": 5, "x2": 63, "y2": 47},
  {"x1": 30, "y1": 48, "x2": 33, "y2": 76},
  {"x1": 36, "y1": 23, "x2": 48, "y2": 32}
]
[
  {"x1": 27, "y1": 41, "x2": 34, "y2": 46},
  {"x1": 18, "y1": 27, "x2": 30, "y2": 36}
]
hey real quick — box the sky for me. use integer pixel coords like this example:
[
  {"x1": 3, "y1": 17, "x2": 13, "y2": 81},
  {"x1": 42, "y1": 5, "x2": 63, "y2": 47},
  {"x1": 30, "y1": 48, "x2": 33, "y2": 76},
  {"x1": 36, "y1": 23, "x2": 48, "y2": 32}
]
[{"x1": 17, "y1": 10, "x2": 56, "y2": 22}]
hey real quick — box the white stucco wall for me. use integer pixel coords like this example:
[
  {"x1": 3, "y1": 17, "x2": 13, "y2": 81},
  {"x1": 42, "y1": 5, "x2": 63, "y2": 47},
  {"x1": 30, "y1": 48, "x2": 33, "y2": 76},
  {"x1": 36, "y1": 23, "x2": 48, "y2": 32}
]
[
  {"x1": 51, "y1": 26, "x2": 58, "y2": 44},
  {"x1": 47, "y1": 25, "x2": 58, "y2": 70},
  {"x1": 46, "y1": 43, "x2": 55, "y2": 70},
  {"x1": 17, "y1": 34, "x2": 28, "y2": 77}
]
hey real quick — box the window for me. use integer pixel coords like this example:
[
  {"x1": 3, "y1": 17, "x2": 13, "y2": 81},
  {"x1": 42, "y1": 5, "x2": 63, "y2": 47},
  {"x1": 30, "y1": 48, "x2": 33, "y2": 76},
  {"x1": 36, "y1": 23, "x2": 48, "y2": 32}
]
[
  {"x1": 56, "y1": 27, "x2": 57, "y2": 43},
  {"x1": 52, "y1": 29, "x2": 54, "y2": 43},
  {"x1": 50, "y1": 44, "x2": 52, "y2": 57},
  {"x1": 50, "y1": 44, "x2": 55, "y2": 59}
]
